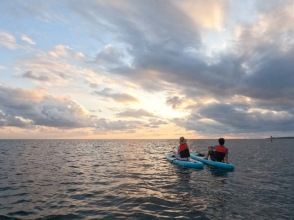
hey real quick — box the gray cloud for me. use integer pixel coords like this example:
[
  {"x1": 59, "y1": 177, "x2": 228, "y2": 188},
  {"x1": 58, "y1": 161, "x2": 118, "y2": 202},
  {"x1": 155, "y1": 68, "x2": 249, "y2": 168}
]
[
  {"x1": 166, "y1": 96, "x2": 185, "y2": 109},
  {"x1": 93, "y1": 118, "x2": 144, "y2": 131},
  {"x1": 94, "y1": 88, "x2": 138, "y2": 103},
  {"x1": 117, "y1": 109, "x2": 154, "y2": 118},
  {"x1": 0, "y1": 85, "x2": 92, "y2": 128},
  {"x1": 146, "y1": 119, "x2": 168, "y2": 128},
  {"x1": 0, "y1": 85, "x2": 144, "y2": 131},
  {"x1": 72, "y1": 1, "x2": 293, "y2": 100},
  {"x1": 68, "y1": 1, "x2": 245, "y2": 96},
  {"x1": 0, "y1": 111, "x2": 33, "y2": 127},
  {"x1": 180, "y1": 103, "x2": 294, "y2": 135},
  {"x1": 23, "y1": 70, "x2": 51, "y2": 81},
  {"x1": 240, "y1": 49, "x2": 294, "y2": 103},
  {"x1": 95, "y1": 44, "x2": 131, "y2": 70}
]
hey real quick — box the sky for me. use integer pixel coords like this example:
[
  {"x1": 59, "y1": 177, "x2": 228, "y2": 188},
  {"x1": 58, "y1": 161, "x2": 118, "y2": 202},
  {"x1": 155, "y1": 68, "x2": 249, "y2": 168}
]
[{"x1": 0, "y1": 0, "x2": 294, "y2": 139}]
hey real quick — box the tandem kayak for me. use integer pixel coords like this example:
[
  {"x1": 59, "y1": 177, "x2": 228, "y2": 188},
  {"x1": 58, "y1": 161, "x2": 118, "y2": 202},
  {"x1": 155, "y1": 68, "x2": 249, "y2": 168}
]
[
  {"x1": 165, "y1": 153, "x2": 204, "y2": 169},
  {"x1": 190, "y1": 152, "x2": 235, "y2": 171}
]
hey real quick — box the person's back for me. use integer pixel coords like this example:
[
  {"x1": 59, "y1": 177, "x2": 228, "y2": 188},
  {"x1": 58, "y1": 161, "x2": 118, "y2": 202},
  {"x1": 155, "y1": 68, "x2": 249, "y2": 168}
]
[
  {"x1": 177, "y1": 137, "x2": 190, "y2": 159},
  {"x1": 214, "y1": 138, "x2": 228, "y2": 162}
]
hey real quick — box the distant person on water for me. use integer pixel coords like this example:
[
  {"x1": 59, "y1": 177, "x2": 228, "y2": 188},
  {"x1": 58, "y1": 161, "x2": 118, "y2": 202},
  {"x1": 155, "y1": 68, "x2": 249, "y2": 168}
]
[
  {"x1": 206, "y1": 138, "x2": 229, "y2": 163},
  {"x1": 176, "y1": 137, "x2": 190, "y2": 160}
]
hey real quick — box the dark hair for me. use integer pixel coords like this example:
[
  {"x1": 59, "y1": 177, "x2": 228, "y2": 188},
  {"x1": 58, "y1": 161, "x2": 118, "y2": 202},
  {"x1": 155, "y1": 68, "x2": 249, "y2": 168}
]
[{"x1": 218, "y1": 138, "x2": 225, "y2": 145}]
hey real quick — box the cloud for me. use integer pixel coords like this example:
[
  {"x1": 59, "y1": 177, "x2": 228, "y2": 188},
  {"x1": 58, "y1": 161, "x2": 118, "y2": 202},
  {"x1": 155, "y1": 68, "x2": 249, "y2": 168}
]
[
  {"x1": 49, "y1": 44, "x2": 85, "y2": 60},
  {"x1": 232, "y1": 3, "x2": 294, "y2": 108},
  {"x1": 0, "y1": 111, "x2": 33, "y2": 127},
  {"x1": 179, "y1": 103, "x2": 294, "y2": 135},
  {"x1": 68, "y1": 0, "x2": 243, "y2": 96},
  {"x1": 0, "y1": 0, "x2": 64, "y2": 23},
  {"x1": 166, "y1": 96, "x2": 185, "y2": 109},
  {"x1": 23, "y1": 70, "x2": 51, "y2": 81},
  {"x1": 0, "y1": 32, "x2": 36, "y2": 50},
  {"x1": 69, "y1": 0, "x2": 294, "y2": 107},
  {"x1": 117, "y1": 109, "x2": 154, "y2": 118},
  {"x1": 175, "y1": 0, "x2": 226, "y2": 30},
  {"x1": 20, "y1": 45, "x2": 87, "y2": 85},
  {"x1": 0, "y1": 85, "x2": 92, "y2": 128},
  {"x1": 21, "y1": 56, "x2": 76, "y2": 84},
  {"x1": 0, "y1": 85, "x2": 148, "y2": 132},
  {"x1": 93, "y1": 118, "x2": 144, "y2": 131},
  {"x1": 0, "y1": 31, "x2": 18, "y2": 49},
  {"x1": 21, "y1": 34, "x2": 36, "y2": 45},
  {"x1": 146, "y1": 119, "x2": 168, "y2": 128},
  {"x1": 95, "y1": 44, "x2": 132, "y2": 70},
  {"x1": 94, "y1": 88, "x2": 138, "y2": 103}
]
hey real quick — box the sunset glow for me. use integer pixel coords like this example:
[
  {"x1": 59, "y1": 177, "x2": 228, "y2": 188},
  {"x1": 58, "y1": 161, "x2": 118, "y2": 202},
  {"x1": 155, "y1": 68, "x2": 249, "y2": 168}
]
[{"x1": 1, "y1": 0, "x2": 294, "y2": 138}]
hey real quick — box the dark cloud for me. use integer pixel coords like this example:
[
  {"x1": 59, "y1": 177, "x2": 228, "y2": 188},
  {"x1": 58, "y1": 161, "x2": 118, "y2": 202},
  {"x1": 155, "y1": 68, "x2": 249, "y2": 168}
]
[
  {"x1": 0, "y1": 111, "x2": 33, "y2": 127},
  {"x1": 93, "y1": 88, "x2": 138, "y2": 103},
  {"x1": 180, "y1": 103, "x2": 294, "y2": 134},
  {"x1": 95, "y1": 45, "x2": 130, "y2": 70},
  {"x1": 240, "y1": 48, "x2": 294, "y2": 102},
  {"x1": 166, "y1": 96, "x2": 184, "y2": 109}
]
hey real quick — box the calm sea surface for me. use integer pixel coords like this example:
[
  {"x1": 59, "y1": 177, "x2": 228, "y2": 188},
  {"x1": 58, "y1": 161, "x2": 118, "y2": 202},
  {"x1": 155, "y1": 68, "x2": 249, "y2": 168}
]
[{"x1": 0, "y1": 139, "x2": 293, "y2": 219}]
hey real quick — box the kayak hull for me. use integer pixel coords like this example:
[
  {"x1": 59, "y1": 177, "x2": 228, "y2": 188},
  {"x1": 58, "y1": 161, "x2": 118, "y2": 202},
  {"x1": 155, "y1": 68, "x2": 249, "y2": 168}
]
[
  {"x1": 166, "y1": 153, "x2": 204, "y2": 169},
  {"x1": 190, "y1": 152, "x2": 235, "y2": 171}
]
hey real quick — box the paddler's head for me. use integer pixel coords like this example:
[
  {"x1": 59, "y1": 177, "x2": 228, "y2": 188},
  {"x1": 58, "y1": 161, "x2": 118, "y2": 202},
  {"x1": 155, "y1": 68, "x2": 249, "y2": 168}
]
[
  {"x1": 218, "y1": 138, "x2": 225, "y2": 145},
  {"x1": 179, "y1": 136, "x2": 186, "y2": 144}
]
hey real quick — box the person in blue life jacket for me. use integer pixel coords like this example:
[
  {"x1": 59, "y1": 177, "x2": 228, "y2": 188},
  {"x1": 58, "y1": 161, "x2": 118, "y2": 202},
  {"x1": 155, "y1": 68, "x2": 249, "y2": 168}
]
[
  {"x1": 206, "y1": 138, "x2": 229, "y2": 163},
  {"x1": 176, "y1": 136, "x2": 190, "y2": 160}
]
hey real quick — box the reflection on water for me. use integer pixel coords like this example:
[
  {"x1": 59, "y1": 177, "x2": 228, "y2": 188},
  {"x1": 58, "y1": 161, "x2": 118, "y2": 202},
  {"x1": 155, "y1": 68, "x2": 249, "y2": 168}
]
[
  {"x1": 0, "y1": 139, "x2": 293, "y2": 219},
  {"x1": 208, "y1": 168, "x2": 229, "y2": 178}
]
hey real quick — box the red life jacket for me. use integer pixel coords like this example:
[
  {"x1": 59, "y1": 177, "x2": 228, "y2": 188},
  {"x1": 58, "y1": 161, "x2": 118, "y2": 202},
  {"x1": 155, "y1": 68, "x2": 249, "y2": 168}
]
[
  {"x1": 178, "y1": 143, "x2": 190, "y2": 158},
  {"x1": 179, "y1": 143, "x2": 188, "y2": 152},
  {"x1": 215, "y1": 145, "x2": 228, "y2": 154}
]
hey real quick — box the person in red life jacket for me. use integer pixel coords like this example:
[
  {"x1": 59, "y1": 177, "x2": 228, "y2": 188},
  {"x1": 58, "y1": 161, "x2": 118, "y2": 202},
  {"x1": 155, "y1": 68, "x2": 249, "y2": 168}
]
[
  {"x1": 206, "y1": 138, "x2": 229, "y2": 163},
  {"x1": 176, "y1": 136, "x2": 190, "y2": 160}
]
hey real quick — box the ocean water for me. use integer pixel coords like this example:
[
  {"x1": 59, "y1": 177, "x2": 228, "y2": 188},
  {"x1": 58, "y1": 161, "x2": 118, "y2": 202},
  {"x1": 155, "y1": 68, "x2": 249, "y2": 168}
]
[{"x1": 0, "y1": 139, "x2": 293, "y2": 220}]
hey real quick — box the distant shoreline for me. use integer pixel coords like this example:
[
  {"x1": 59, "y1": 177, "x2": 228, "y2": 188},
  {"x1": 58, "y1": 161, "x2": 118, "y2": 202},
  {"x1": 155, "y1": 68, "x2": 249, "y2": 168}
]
[{"x1": 267, "y1": 137, "x2": 294, "y2": 139}]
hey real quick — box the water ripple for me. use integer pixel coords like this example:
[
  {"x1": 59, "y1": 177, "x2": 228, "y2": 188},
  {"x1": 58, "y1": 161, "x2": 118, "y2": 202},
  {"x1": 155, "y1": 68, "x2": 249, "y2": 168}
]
[{"x1": 0, "y1": 139, "x2": 293, "y2": 219}]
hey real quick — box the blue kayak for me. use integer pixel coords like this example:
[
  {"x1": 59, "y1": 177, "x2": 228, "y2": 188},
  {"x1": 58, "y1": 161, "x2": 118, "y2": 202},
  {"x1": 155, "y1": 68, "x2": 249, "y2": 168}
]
[
  {"x1": 190, "y1": 152, "x2": 235, "y2": 171},
  {"x1": 166, "y1": 153, "x2": 204, "y2": 169}
]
